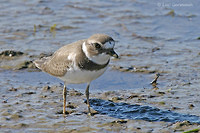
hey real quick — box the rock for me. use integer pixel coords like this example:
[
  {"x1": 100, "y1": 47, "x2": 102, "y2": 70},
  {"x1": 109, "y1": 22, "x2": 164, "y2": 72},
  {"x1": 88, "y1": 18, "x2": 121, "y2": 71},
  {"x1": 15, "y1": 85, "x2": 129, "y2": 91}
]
[
  {"x1": 8, "y1": 87, "x2": 18, "y2": 91},
  {"x1": 172, "y1": 121, "x2": 192, "y2": 130},
  {"x1": 111, "y1": 97, "x2": 123, "y2": 102},
  {"x1": 22, "y1": 92, "x2": 36, "y2": 95},
  {"x1": 69, "y1": 89, "x2": 83, "y2": 96},
  {"x1": 112, "y1": 119, "x2": 128, "y2": 124},
  {"x1": 171, "y1": 106, "x2": 181, "y2": 110},
  {"x1": 67, "y1": 102, "x2": 77, "y2": 109},
  {"x1": 158, "y1": 101, "x2": 165, "y2": 105},
  {"x1": 188, "y1": 104, "x2": 195, "y2": 109},
  {"x1": 0, "y1": 50, "x2": 24, "y2": 57},
  {"x1": 42, "y1": 86, "x2": 51, "y2": 91},
  {"x1": 158, "y1": 91, "x2": 165, "y2": 95},
  {"x1": 127, "y1": 94, "x2": 139, "y2": 99},
  {"x1": 152, "y1": 47, "x2": 160, "y2": 52},
  {"x1": 56, "y1": 110, "x2": 75, "y2": 115}
]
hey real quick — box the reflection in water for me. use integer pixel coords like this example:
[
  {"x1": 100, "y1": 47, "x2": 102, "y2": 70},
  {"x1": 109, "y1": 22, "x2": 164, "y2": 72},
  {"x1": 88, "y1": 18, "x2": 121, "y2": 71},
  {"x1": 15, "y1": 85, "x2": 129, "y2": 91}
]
[{"x1": 90, "y1": 99, "x2": 200, "y2": 124}]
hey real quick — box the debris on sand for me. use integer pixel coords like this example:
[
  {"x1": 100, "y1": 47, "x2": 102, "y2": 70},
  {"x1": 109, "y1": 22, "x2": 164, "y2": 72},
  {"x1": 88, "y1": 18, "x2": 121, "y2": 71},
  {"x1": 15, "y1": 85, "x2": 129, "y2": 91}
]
[
  {"x1": 0, "y1": 50, "x2": 24, "y2": 58},
  {"x1": 151, "y1": 73, "x2": 161, "y2": 85}
]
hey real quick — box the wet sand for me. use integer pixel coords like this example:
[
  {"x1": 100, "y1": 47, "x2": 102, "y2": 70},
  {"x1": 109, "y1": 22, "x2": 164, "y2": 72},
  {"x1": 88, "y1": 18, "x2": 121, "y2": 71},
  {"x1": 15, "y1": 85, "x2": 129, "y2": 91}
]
[{"x1": 1, "y1": 0, "x2": 200, "y2": 132}]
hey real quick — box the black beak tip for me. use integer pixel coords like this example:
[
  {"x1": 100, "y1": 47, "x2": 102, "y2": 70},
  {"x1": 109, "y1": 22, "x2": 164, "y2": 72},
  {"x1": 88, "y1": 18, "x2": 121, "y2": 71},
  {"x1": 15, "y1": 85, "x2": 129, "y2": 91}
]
[
  {"x1": 107, "y1": 49, "x2": 119, "y2": 58},
  {"x1": 113, "y1": 53, "x2": 119, "y2": 58},
  {"x1": 111, "y1": 50, "x2": 119, "y2": 58}
]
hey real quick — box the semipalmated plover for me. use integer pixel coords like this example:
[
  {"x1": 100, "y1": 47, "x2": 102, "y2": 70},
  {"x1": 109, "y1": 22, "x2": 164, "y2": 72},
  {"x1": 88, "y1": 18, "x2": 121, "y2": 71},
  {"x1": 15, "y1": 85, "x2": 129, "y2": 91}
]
[{"x1": 34, "y1": 34, "x2": 118, "y2": 115}]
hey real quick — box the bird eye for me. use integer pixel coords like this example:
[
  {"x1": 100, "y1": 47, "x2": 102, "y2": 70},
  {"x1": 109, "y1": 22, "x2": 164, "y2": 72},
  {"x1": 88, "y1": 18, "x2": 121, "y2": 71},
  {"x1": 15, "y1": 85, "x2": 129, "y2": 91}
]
[{"x1": 93, "y1": 43, "x2": 101, "y2": 49}]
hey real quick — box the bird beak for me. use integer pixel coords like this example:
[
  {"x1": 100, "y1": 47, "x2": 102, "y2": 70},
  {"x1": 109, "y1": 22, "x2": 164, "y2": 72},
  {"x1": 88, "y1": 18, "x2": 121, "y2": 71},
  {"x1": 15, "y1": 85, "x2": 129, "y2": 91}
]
[{"x1": 107, "y1": 49, "x2": 119, "y2": 58}]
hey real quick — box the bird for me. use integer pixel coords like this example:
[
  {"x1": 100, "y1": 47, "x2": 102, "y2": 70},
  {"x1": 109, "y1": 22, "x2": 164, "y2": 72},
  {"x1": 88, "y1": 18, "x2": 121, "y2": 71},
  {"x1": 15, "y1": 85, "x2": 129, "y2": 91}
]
[{"x1": 34, "y1": 33, "x2": 118, "y2": 115}]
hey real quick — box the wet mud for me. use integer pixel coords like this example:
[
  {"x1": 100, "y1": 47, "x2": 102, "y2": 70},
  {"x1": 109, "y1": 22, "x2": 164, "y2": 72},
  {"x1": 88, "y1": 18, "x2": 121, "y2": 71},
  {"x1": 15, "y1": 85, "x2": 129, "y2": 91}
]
[
  {"x1": 1, "y1": 0, "x2": 200, "y2": 132},
  {"x1": 1, "y1": 85, "x2": 200, "y2": 132}
]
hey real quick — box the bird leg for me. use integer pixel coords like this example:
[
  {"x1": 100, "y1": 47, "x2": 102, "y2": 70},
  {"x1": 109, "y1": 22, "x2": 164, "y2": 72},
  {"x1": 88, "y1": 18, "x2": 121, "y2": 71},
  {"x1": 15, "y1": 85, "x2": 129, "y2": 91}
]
[
  {"x1": 85, "y1": 83, "x2": 91, "y2": 115},
  {"x1": 63, "y1": 85, "x2": 67, "y2": 115}
]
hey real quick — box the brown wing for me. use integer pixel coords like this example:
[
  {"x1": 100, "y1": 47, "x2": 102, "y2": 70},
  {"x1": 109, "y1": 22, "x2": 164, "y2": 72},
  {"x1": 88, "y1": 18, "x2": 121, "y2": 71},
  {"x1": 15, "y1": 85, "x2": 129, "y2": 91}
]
[
  {"x1": 34, "y1": 40, "x2": 85, "y2": 77},
  {"x1": 42, "y1": 55, "x2": 72, "y2": 77},
  {"x1": 34, "y1": 54, "x2": 72, "y2": 77}
]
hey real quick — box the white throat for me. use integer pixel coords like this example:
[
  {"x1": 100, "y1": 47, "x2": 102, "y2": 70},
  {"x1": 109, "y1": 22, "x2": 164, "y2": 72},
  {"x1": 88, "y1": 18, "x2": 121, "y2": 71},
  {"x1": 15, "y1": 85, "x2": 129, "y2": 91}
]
[{"x1": 82, "y1": 42, "x2": 110, "y2": 65}]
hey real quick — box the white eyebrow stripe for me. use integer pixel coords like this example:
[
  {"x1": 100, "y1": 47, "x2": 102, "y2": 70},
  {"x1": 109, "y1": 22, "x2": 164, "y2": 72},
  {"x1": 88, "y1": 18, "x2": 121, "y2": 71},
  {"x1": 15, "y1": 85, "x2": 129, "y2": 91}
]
[{"x1": 104, "y1": 41, "x2": 115, "y2": 49}]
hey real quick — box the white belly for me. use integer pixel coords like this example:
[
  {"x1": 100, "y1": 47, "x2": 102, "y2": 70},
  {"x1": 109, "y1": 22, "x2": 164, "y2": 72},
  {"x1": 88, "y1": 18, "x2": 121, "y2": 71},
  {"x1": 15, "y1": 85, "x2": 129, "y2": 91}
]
[{"x1": 59, "y1": 67, "x2": 108, "y2": 84}]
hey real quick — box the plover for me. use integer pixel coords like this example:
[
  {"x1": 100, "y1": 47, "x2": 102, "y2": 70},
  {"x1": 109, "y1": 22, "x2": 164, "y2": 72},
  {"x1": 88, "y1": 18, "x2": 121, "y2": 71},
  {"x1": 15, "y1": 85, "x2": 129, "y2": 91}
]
[{"x1": 34, "y1": 34, "x2": 118, "y2": 115}]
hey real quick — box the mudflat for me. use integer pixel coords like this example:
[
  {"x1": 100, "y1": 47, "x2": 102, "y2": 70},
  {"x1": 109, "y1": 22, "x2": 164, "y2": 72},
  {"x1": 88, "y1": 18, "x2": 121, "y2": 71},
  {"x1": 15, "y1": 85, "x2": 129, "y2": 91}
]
[{"x1": 0, "y1": 0, "x2": 200, "y2": 132}]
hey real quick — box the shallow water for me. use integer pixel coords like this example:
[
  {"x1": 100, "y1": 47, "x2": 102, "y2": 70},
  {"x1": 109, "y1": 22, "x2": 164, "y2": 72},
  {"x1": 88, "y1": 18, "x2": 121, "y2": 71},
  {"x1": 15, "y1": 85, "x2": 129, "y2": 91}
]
[
  {"x1": 0, "y1": 0, "x2": 200, "y2": 132},
  {"x1": 0, "y1": 69, "x2": 154, "y2": 92}
]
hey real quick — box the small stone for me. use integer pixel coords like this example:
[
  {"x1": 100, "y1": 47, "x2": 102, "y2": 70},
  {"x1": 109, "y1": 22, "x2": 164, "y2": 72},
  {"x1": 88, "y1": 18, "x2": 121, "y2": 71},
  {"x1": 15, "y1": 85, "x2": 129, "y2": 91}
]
[
  {"x1": 158, "y1": 92, "x2": 165, "y2": 95},
  {"x1": 67, "y1": 102, "x2": 77, "y2": 109},
  {"x1": 127, "y1": 94, "x2": 139, "y2": 99},
  {"x1": 56, "y1": 110, "x2": 74, "y2": 115},
  {"x1": 171, "y1": 106, "x2": 180, "y2": 110},
  {"x1": 69, "y1": 90, "x2": 83, "y2": 96},
  {"x1": 152, "y1": 47, "x2": 160, "y2": 52},
  {"x1": 42, "y1": 86, "x2": 51, "y2": 91},
  {"x1": 111, "y1": 97, "x2": 123, "y2": 102},
  {"x1": 0, "y1": 50, "x2": 24, "y2": 57},
  {"x1": 2, "y1": 100, "x2": 7, "y2": 103},
  {"x1": 112, "y1": 120, "x2": 127, "y2": 124},
  {"x1": 158, "y1": 101, "x2": 165, "y2": 105},
  {"x1": 8, "y1": 87, "x2": 18, "y2": 91},
  {"x1": 173, "y1": 121, "x2": 191, "y2": 129},
  {"x1": 148, "y1": 95, "x2": 157, "y2": 98},
  {"x1": 22, "y1": 92, "x2": 36, "y2": 95},
  {"x1": 188, "y1": 104, "x2": 195, "y2": 109}
]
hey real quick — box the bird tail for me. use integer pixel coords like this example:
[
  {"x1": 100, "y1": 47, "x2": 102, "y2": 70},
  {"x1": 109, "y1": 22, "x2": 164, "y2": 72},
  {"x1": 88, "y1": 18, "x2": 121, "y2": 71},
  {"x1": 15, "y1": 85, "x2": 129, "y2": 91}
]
[{"x1": 33, "y1": 57, "x2": 49, "y2": 70}]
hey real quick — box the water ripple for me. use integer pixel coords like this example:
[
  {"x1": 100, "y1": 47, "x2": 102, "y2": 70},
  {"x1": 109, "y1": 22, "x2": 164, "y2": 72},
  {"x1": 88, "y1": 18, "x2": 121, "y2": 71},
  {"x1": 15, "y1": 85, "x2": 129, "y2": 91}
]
[{"x1": 90, "y1": 99, "x2": 200, "y2": 123}]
